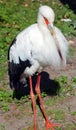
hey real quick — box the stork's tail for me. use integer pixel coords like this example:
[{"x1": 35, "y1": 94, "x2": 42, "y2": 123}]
[
  {"x1": 8, "y1": 61, "x2": 28, "y2": 89},
  {"x1": 8, "y1": 50, "x2": 32, "y2": 89},
  {"x1": 8, "y1": 59, "x2": 32, "y2": 99}
]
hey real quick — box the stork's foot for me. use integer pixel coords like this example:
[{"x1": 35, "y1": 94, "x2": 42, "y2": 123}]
[{"x1": 45, "y1": 119, "x2": 60, "y2": 130}]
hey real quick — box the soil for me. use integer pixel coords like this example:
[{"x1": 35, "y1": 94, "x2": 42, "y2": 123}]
[{"x1": 0, "y1": 38, "x2": 76, "y2": 130}]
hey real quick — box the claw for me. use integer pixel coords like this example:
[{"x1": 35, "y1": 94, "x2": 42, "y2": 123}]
[{"x1": 46, "y1": 120, "x2": 61, "y2": 130}]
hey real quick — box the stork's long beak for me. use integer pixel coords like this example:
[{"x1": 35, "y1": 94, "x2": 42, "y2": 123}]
[
  {"x1": 48, "y1": 23, "x2": 56, "y2": 36},
  {"x1": 48, "y1": 24, "x2": 63, "y2": 61}
]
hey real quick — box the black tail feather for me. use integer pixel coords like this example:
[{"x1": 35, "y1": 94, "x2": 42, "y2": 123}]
[{"x1": 8, "y1": 58, "x2": 31, "y2": 89}]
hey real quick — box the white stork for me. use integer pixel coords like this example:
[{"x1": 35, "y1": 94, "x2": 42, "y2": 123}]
[{"x1": 8, "y1": 5, "x2": 68, "y2": 130}]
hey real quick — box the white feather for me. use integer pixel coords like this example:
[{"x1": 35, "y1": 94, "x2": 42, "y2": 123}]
[
  {"x1": 9, "y1": 5, "x2": 68, "y2": 76},
  {"x1": 54, "y1": 27, "x2": 68, "y2": 65}
]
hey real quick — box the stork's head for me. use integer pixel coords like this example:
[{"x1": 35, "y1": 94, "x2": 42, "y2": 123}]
[{"x1": 37, "y1": 5, "x2": 55, "y2": 33}]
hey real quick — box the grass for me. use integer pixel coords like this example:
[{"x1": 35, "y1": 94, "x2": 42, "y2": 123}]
[
  {"x1": 54, "y1": 75, "x2": 76, "y2": 97},
  {"x1": 0, "y1": 0, "x2": 76, "y2": 79},
  {"x1": 0, "y1": 75, "x2": 75, "y2": 111},
  {"x1": 71, "y1": 111, "x2": 76, "y2": 116},
  {"x1": 0, "y1": 88, "x2": 12, "y2": 112},
  {"x1": 0, "y1": 124, "x2": 5, "y2": 130}
]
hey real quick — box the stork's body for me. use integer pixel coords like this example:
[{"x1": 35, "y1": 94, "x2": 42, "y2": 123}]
[{"x1": 8, "y1": 6, "x2": 68, "y2": 130}]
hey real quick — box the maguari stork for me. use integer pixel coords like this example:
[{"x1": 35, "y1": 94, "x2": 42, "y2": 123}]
[{"x1": 8, "y1": 5, "x2": 68, "y2": 130}]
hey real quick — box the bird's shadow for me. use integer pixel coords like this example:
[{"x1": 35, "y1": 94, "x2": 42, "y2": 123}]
[{"x1": 13, "y1": 71, "x2": 60, "y2": 100}]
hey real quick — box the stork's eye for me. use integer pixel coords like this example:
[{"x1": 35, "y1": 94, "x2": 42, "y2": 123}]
[{"x1": 44, "y1": 17, "x2": 49, "y2": 25}]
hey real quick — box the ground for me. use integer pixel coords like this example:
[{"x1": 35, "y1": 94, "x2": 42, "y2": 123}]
[
  {"x1": 0, "y1": 38, "x2": 76, "y2": 130},
  {"x1": 0, "y1": 1, "x2": 76, "y2": 129}
]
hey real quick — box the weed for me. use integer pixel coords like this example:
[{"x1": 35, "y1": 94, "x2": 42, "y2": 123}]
[
  {"x1": 0, "y1": 89, "x2": 12, "y2": 111},
  {"x1": 72, "y1": 77, "x2": 76, "y2": 83},
  {"x1": 71, "y1": 111, "x2": 76, "y2": 116},
  {"x1": 68, "y1": 47, "x2": 75, "y2": 57},
  {"x1": 47, "y1": 109, "x2": 65, "y2": 121},
  {"x1": 3, "y1": 103, "x2": 9, "y2": 112},
  {"x1": 54, "y1": 110, "x2": 65, "y2": 120},
  {"x1": 0, "y1": 124, "x2": 5, "y2": 130},
  {"x1": 45, "y1": 97, "x2": 54, "y2": 106},
  {"x1": 55, "y1": 75, "x2": 68, "y2": 84}
]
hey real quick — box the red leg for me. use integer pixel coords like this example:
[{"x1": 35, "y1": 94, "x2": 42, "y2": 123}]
[
  {"x1": 29, "y1": 76, "x2": 37, "y2": 130},
  {"x1": 35, "y1": 74, "x2": 60, "y2": 130}
]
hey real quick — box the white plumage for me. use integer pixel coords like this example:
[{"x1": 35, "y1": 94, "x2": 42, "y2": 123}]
[
  {"x1": 9, "y1": 5, "x2": 68, "y2": 78},
  {"x1": 8, "y1": 5, "x2": 68, "y2": 130}
]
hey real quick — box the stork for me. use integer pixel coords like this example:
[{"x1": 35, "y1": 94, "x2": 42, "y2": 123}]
[{"x1": 8, "y1": 5, "x2": 68, "y2": 130}]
